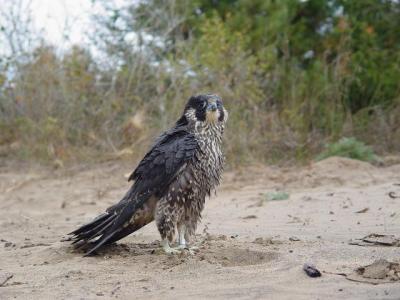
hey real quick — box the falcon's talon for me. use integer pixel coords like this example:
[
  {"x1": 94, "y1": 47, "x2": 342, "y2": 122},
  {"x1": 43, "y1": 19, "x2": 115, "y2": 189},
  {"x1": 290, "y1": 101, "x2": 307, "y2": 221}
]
[
  {"x1": 176, "y1": 244, "x2": 199, "y2": 255},
  {"x1": 185, "y1": 247, "x2": 198, "y2": 255},
  {"x1": 163, "y1": 247, "x2": 182, "y2": 255},
  {"x1": 161, "y1": 239, "x2": 182, "y2": 255}
]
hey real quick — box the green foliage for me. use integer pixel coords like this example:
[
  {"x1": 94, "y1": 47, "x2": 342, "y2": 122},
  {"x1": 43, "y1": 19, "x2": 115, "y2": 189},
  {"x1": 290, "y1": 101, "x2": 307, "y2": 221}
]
[
  {"x1": 257, "y1": 191, "x2": 289, "y2": 207},
  {"x1": 316, "y1": 137, "x2": 379, "y2": 162},
  {"x1": 0, "y1": 0, "x2": 399, "y2": 165},
  {"x1": 265, "y1": 191, "x2": 290, "y2": 201},
  {"x1": 184, "y1": 15, "x2": 265, "y2": 163}
]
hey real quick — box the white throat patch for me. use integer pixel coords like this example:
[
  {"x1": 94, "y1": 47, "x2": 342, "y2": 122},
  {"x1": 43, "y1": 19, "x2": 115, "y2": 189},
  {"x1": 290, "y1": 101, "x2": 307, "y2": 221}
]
[{"x1": 206, "y1": 110, "x2": 220, "y2": 124}]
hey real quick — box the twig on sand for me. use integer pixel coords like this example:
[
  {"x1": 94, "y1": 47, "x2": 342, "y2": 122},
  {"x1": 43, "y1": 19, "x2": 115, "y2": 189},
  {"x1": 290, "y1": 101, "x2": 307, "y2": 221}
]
[{"x1": 0, "y1": 274, "x2": 13, "y2": 287}]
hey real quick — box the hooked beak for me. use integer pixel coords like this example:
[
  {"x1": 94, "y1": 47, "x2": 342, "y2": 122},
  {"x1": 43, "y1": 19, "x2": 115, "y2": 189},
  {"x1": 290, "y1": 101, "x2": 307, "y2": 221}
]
[
  {"x1": 207, "y1": 102, "x2": 218, "y2": 112},
  {"x1": 205, "y1": 101, "x2": 220, "y2": 123}
]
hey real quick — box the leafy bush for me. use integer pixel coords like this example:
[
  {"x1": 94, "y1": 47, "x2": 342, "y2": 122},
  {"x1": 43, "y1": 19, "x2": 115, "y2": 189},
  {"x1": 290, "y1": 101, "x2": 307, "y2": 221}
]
[
  {"x1": 316, "y1": 137, "x2": 379, "y2": 162},
  {"x1": 0, "y1": 0, "x2": 399, "y2": 165}
]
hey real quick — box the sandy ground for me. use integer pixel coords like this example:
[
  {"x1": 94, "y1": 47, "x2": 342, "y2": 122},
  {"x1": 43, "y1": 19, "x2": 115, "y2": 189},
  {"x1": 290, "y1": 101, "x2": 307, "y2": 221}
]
[{"x1": 1, "y1": 157, "x2": 400, "y2": 299}]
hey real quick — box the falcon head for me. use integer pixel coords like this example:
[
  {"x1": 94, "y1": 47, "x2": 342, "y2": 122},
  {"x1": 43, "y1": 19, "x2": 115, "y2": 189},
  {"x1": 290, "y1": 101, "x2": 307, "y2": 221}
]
[{"x1": 181, "y1": 94, "x2": 228, "y2": 126}]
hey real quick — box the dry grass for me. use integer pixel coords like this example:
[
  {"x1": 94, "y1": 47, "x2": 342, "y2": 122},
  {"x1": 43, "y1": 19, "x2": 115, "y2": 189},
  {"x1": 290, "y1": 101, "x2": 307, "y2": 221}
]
[{"x1": 1, "y1": 5, "x2": 399, "y2": 167}]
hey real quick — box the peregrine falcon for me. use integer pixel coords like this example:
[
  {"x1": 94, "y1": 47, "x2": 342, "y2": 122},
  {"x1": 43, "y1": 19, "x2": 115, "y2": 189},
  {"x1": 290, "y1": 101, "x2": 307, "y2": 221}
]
[{"x1": 69, "y1": 94, "x2": 228, "y2": 255}]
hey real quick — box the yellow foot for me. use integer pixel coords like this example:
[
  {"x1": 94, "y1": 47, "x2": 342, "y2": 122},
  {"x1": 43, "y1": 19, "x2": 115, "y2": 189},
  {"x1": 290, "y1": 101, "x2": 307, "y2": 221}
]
[
  {"x1": 163, "y1": 247, "x2": 182, "y2": 255},
  {"x1": 161, "y1": 239, "x2": 181, "y2": 255}
]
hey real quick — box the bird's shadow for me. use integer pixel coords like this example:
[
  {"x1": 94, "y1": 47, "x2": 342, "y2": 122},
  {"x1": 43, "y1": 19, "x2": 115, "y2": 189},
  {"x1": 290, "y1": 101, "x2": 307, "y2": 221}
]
[{"x1": 66, "y1": 240, "x2": 161, "y2": 257}]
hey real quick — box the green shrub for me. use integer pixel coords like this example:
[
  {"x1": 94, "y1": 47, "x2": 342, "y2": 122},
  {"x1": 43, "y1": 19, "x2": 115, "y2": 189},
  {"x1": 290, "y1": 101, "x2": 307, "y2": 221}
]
[
  {"x1": 1, "y1": 1, "x2": 399, "y2": 166},
  {"x1": 316, "y1": 137, "x2": 379, "y2": 162}
]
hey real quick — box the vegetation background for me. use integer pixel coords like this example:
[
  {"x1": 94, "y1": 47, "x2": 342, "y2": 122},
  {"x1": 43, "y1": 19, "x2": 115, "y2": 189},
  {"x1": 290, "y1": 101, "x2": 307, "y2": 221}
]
[{"x1": 1, "y1": 0, "x2": 399, "y2": 167}]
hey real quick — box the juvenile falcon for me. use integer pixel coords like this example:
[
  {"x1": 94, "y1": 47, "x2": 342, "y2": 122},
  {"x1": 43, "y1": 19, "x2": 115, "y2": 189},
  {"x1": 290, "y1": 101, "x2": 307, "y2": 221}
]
[{"x1": 69, "y1": 94, "x2": 228, "y2": 255}]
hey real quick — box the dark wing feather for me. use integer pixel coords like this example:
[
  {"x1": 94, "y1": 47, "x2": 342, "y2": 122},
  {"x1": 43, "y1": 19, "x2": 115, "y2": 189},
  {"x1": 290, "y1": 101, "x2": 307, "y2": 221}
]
[
  {"x1": 74, "y1": 125, "x2": 199, "y2": 255},
  {"x1": 127, "y1": 127, "x2": 198, "y2": 194}
]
